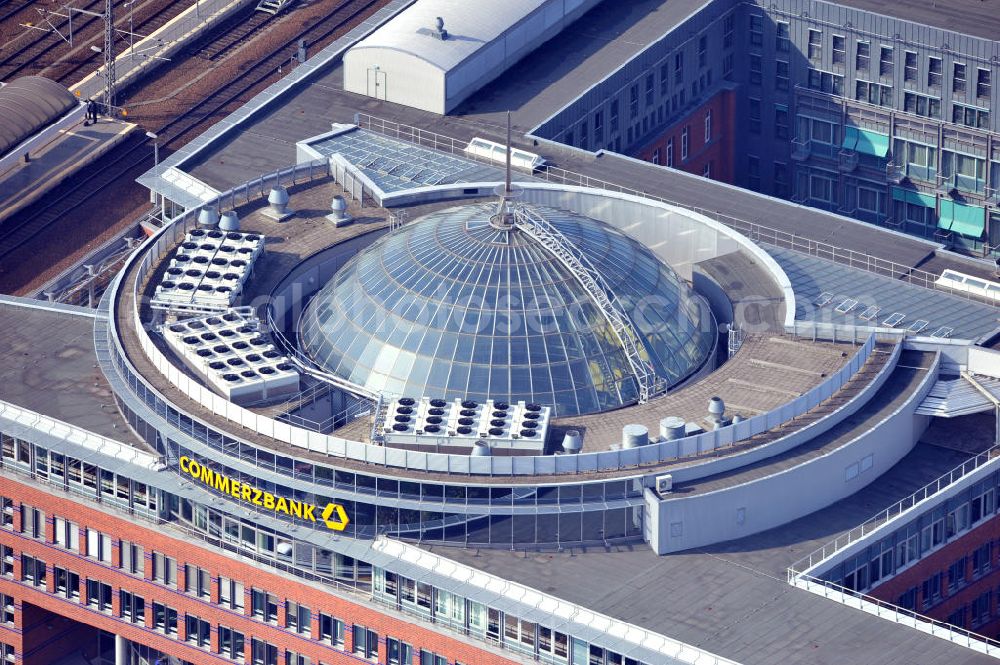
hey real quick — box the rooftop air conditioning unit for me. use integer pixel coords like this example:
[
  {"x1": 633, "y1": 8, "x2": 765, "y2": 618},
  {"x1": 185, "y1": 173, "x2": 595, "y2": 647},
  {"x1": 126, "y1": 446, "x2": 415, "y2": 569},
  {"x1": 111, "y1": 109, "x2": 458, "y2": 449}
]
[{"x1": 655, "y1": 474, "x2": 673, "y2": 497}]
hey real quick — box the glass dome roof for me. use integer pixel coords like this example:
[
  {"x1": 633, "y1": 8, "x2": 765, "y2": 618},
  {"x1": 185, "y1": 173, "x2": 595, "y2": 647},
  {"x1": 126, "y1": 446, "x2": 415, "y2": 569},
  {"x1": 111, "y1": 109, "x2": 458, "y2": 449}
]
[{"x1": 298, "y1": 202, "x2": 715, "y2": 416}]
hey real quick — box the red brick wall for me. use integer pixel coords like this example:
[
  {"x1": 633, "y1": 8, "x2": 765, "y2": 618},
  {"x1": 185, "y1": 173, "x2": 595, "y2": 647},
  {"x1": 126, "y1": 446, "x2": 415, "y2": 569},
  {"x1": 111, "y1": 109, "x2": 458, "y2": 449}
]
[
  {"x1": 0, "y1": 476, "x2": 519, "y2": 665},
  {"x1": 869, "y1": 515, "x2": 1000, "y2": 639},
  {"x1": 633, "y1": 89, "x2": 736, "y2": 184}
]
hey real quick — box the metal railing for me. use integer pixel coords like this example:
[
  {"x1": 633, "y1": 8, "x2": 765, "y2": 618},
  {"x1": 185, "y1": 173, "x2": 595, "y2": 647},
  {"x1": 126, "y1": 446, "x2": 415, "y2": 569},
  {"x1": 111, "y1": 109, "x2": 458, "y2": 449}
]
[
  {"x1": 791, "y1": 574, "x2": 1000, "y2": 657},
  {"x1": 512, "y1": 203, "x2": 663, "y2": 402},
  {"x1": 353, "y1": 113, "x2": 999, "y2": 308},
  {"x1": 788, "y1": 443, "x2": 1000, "y2": 578}
]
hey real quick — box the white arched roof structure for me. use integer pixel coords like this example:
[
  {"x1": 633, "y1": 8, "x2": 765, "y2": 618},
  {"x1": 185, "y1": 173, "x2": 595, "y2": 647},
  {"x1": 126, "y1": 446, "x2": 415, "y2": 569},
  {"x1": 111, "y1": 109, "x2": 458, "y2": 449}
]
[{"x1": 343, "y1": 0, "x2": 600, "y2": 114}]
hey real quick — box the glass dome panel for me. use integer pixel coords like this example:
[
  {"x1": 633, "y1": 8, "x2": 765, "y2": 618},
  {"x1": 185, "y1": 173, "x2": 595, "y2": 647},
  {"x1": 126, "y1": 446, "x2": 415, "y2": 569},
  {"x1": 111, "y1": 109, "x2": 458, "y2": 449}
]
[{"x1": 298, "y1": 203, "x2": 715, "y2": 416}]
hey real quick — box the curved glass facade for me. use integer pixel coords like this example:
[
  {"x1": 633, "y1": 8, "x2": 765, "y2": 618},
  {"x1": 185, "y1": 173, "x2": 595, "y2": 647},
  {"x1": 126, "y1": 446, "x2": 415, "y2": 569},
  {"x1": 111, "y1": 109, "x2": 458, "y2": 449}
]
[{"x1": 299, "y1": 203, "x2": 714, "y2": 415}]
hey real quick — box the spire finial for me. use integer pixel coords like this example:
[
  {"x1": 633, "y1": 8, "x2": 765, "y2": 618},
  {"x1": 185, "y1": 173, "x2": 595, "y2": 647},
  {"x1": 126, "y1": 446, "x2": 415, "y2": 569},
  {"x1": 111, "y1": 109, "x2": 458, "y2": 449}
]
[{"x1": 505, "y1": 110, "x2": 512, "y2": 195}]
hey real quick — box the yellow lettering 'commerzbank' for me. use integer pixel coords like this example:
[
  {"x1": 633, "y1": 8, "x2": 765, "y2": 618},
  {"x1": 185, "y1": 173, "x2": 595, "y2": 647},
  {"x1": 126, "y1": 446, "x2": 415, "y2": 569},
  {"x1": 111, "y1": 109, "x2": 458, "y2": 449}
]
[{"x1": 178, "y1": 456, "x2": 349, "y2": 531}]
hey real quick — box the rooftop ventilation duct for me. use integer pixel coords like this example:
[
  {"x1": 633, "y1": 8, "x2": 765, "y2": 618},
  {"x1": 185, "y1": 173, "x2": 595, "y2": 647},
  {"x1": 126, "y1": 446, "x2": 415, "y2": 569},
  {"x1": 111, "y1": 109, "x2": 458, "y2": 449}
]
[
  {"x1": 562, "y1": 430, "x2": 582, "y2": 454},
  {"x1": 326, "y1": 195, "x2": 352, "y2": 227},
  {"x1": 263, "y1": 185, "x2": 293, "y2": 221},
  {"x1": 197, "y1": 206, "x2": 219, "y2": 228},
  {"x1": 219, "y1": 211, "x2": 240, "y2": 231},
  {"x1": 433, "y1": 16, "x2": 448, "y2": 40}
]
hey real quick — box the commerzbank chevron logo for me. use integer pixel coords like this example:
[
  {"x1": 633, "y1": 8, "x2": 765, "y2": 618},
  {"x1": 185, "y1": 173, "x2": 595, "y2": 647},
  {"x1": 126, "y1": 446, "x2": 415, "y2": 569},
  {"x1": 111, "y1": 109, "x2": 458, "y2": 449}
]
[{"x1": 179, "y1": 455, "x2": 350, "y2": 531}]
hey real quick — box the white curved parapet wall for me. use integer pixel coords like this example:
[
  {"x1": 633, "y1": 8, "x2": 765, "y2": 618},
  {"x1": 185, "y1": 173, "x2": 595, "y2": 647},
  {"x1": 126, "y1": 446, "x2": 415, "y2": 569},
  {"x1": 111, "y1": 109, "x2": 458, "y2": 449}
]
[{"x1": 113, "y1": 170, "x2": 877, "y2": 478}]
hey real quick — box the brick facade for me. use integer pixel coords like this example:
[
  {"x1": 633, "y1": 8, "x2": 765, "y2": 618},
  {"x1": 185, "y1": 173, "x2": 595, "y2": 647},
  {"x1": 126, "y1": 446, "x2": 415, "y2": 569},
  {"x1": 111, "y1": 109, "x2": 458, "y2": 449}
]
[
  {"x1": 869, "y1": 514, "x2": 1000, "y2": 640},
  {"x1": 633, "y1": 89, "x2": 737, "y2": 185},
  {"x1": 0, "y1": 476, "x2": 519, "y2": 665}
]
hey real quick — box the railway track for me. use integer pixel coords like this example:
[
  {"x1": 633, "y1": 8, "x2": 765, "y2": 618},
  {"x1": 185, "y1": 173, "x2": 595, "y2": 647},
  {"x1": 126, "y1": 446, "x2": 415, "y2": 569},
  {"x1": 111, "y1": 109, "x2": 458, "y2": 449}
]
[
  {"x1": 0, "y1": 0, "x2": 383, "y2": 267},
  {"x1": 195, "y1": 8, "x2": 271, "y2": 61},
  {"x1": 0, "y1": 0, "x2": 184, "y2": 85}
]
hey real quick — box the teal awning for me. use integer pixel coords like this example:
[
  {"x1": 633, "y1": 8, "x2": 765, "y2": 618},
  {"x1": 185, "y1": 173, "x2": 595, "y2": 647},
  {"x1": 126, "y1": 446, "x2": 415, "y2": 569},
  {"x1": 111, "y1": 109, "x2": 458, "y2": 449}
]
[
  {"x1": 939, "y1": 200, "x2": 985, "y2": 237},
  {"x1": 842, "y1": 126, "x2": 859, "y2": 150},
  {"x1": 892, "y1": 187, "x2": 935, "y2": 207},
  {"x1": 855, "y1": 129, "x2": 890, "y2": 158}
]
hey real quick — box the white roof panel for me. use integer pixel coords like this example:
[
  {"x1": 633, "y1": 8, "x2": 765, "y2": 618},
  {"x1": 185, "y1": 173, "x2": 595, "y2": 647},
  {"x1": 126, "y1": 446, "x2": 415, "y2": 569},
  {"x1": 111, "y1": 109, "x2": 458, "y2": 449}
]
[{"x1": 349, "y1": 0, "x2": 549, "y2": 71}]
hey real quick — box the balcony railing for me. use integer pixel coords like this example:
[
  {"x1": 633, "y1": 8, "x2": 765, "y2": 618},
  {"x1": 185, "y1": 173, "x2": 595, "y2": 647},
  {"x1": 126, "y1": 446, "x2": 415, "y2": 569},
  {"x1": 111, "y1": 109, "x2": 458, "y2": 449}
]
[
  {"x1": 838, "y1": 149, "x2": 858, "y2": 172},
  {"x1": 886, "y1": 161, "x2": 906, "y2": 184},
  {"x1": 791, "y1": 137, "x2": 811, "y2": 161}
]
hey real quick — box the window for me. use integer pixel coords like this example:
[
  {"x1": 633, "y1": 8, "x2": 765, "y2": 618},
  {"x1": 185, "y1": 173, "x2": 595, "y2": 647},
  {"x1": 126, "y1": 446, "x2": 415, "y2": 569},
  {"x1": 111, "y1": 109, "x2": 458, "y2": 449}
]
[
  {"x1": 832, "y1": 35, "x2": 846, "y2": 65},
  {"x1": 252, "y1": 639, "x2": 278, "y2": 665},
  {"x1": 928, "y1": 57, "x2": 942, "y2": 87},
  {"x1": 681, "y1": 127, "x2": 689, "y2": 160},
  {"x1": 86, "y1": 529, "x2": 112, "y2": 563},
  {"x1": 286, "y1": 600, "x2": 311, "y2": 635},
  {"x1": 54, "y1": 566, "x2": 79, "y2": 600},
  {"x1": 702, "y1": 163, "x2": 712, "y2": 178},
  {"x1": 749, "y1": 98, "x2": 761, "y2": 134},
  {"x1": 750, "y1": 54, "x2": 762, "y2": 85},
  {"x1": 0, "y1": 595, "x2": 12, "y2": 624},
  {"x1": 20, "y1": 555, "x2": 45, "y2": 587},
  {"x1": 748, "y1": 155, "x2": 760, "y2": 190},
  {"x1": 857, "y1": 186, "x2": 886, "y2": 215},
  {"x1": 808, "y1": 30, "x2": 822, "y2": 61},
  {"x1": 285, "y1": 651, "x2": 312, "y2": 665},
  {"x1": 972, "y1": 590, "x2": 993, "y2": 628},
  {"x1": 387, "y1": 638, "x2": 414, "y2": 665},
  {"x1": 808, "y1": 69, "x2": 844, "y2": 95},
  {"x1": 152, "y1": 552, "x2": 176, "y2": 587},
  {"x1": 973, "y1": 542, "x2": 993, "y2": 578},
  {"x1": 954, "y1": 63, "x2": 967, "y2": 94},
  {"x1": 21, "y1": 505, "x2": 44, "y2": 539},
  {"x1": 856, "y1": 42, "x2": 870, "y2": 71},
  {"x1": 120, "y1": 590, "x2": 145, "y2": 623},
  {"x1": 904, "y1": 51, "x2": 918, "y2": 82},
  {"x1": 185, "y1": 564, "x2": 211, "y2": 600},
  {"x1": 704, "y1": 110, "x2": 712, "y2": 143},
  {"x1": 953, "y1": 103, "x2": 990, "y2": 129},
  {"x1": 219, "y1": 626, "x2": 245, "y2": 660},
  {"x1": 628, "y1": 85, "x2": 638, "y2": 119},
  {"x1": 943, "y1": 151, "x2": 986, "y2": 193},
  {"x1": 319, "y1": 613, "x2": 346, "y2": 647},
  {"x1": 219, "y1": 576, "x2": 245, "y2": 612},
  {"x1": 904, "y1": 92, "x2": 942, "y2": 119},
  {"x1": 775, "y1": 105, "x2": 789, "y2": 139},
  {"x1": 775, "y1": 21, "x2": 789, "y2": 52},
  {"x1": 809, "y1": 172, "x2": 835, "y2": 203},
  {"x1": 776, "y1": 60, "x2": 790, "y2": 91},
  {"x1": 665, "y1": 138, "x2": 674, "y2": 167},
  {"x1": 252, "y1": 588, "x2": 278, "y2": 623},
  {"x1": 0, "y1": 546, "x2": 11, "y2": 578},
  {"x1": 723, "y1": 13, "x2": 735, "y2": 49},
  {"x1": 120, "y1": 540, "x2": 143, "y2": 576},
  {"x1": 949, "y1": 607, "x2": 967, "y2": 629},
  {"x1": 921, "y1": 572, "x2": 942, "y2": 609},
  {"x1": 856, "y1": 80, "x2": 893, "y2": 107},
  {"x1": 948, "y1": 556, "x2": 968, "y2": 592},
  {"x1": 651, "y1": 148, "x2": 660, "y2": 165},
  {"x1": 674, "y1": 52, "x2": 683, "y2": 84},
  {"x1": 352, "y1": 625, "x2": 378, "y2": 660},
  {"x1": 723, "y1": 53, "x2": 734, "y2": 79},
  {"x1": 0, "y1": 498, "x2": 11, "y2": 530},
  {"x1": 898, "y1": 587, "x2": 917, "y2": 610},
  {"x1": 185, "y1": 614, "x2": 211, "y2": 648},
  {"x1": 749, "y1": 15, "x2": 763, "y2": 47},
  {"x1": 879, "y1": 46, "x2": 893, "y2": 77},
  {"x1": 698, "y1": 35, "x2": 707, "y2": 68},
  {"x1": 153, "y1": 602, "x2": 178, "y2": 635},
  {"x1": 610, "y1": 99, "x2": 619, "y2": 133},
  {"x1": 53, "y1": 517, "x2": 79, "y2": 552},
  {"x1": 977, "y1": 68, "x2": 991, "y2": 99},
  {"x1": 86, "y1": 579, "x2": 112, "y2": 613}
]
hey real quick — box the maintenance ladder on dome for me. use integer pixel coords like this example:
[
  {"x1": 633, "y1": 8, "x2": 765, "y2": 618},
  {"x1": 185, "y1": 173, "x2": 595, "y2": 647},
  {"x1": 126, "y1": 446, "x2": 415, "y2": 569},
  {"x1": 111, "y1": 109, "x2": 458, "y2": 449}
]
[{"x1": 511, "y1": 204, "x2": 664, "y2": 403}]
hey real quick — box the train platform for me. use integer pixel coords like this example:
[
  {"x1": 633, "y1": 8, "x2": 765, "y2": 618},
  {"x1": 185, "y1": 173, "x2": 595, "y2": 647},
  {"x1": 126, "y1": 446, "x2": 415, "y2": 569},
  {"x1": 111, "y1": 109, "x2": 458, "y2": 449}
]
[{"x1": 0, "y1": 118, "x2": 135, "y2": 226}]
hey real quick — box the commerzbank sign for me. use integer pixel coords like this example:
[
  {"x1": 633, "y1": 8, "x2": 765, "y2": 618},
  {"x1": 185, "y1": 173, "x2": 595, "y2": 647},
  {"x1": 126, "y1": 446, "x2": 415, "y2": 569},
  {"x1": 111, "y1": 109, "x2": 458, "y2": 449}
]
[{"x1": 179, "y1": 456, "x2": 349, "y2": 531}]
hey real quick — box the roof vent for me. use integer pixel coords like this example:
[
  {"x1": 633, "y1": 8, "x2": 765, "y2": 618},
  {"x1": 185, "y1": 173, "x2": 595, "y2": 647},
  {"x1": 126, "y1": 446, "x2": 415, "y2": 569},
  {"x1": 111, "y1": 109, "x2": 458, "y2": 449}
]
[
  {"x1": 326, "y1": 195, "x2": 352, "y2": 227},
  {"x1": 262, "y1": 185, "x2": 293, "y2": 221},
  {"x1": 197, "y1": 206, "x2": 219, "y2": 228},
  {"x1": 471, "y1": 440, "x2": 491, "y2": 456},
  {"x1": 219, "y1": 211, "x2": 240, "y2": 231},
  {"x1": 433, "y1": 16, "x2": 448, "y2": 40},
  {"x1": 622, "y1": 424, "x2": 649, "y2": 449},
  {"x1": 561, "y1": 429, "x2": 582, "y2": 454}
]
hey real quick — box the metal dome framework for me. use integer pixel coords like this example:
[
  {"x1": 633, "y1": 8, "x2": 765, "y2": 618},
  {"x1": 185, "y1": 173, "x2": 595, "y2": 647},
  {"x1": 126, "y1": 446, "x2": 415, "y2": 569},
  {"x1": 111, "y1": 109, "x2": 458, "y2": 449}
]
[{"x1": 298, "y1": 202, "x2": 715, "y2": 416}]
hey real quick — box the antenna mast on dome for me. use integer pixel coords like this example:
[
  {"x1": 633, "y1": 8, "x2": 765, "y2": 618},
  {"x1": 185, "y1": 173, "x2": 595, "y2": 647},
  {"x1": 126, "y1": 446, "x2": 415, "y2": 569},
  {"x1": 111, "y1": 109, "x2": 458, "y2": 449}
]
[
  {"x1": 490, "y1": 111, "x2": 517, "y2": 230},
  {"x1": 505, "y1": 110, "x2": 512, "y2": 195}
]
